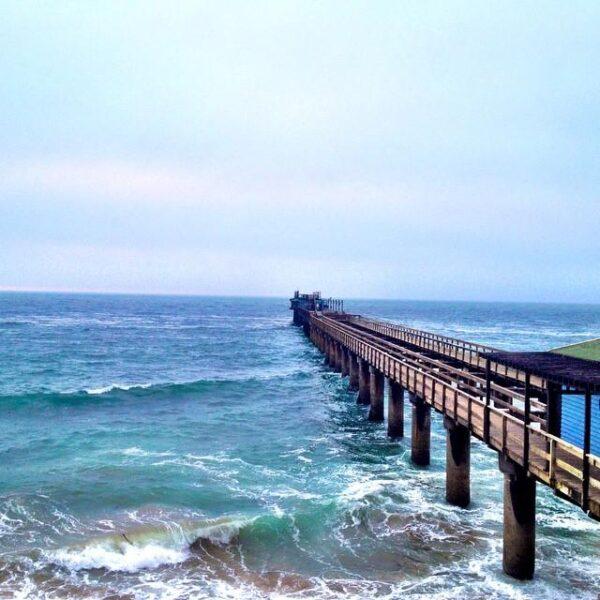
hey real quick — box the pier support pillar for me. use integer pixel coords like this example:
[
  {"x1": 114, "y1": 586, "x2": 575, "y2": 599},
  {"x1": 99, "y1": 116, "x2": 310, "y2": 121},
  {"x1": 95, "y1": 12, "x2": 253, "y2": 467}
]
[
  {"x1": 444, "y1": 417, "x2": 470, "y2": 507},
  {"x1": 358, "y1": 359, "x2": 371, "y2": 405},
  {"x1": 410, "y1": 394, "x2": 431, "y2": 466},
  {"x1": 388, "y1": 380, "x2": 404, "y2": 438},
  {"x1": 348, "y1": 352, "x2": 359, "y2": 391},
  {"x1": 333, "y1": 343, "x2": 342, "y2": 373},
  {"x1": 340, "y1": 347, "x2": 349, "y2": 377},
  {"x1": 368, "y1": 367, "x2": 384, "y2": 422},
  {"x1": 325, "y1": 338, "x2": 334, "y2": 367},
  {"x1": 329, "y1": 341, "x2": 336, "y2": 370},
  {"x1": 499, "y1": 455, "x2": 536, "y2": 580}
]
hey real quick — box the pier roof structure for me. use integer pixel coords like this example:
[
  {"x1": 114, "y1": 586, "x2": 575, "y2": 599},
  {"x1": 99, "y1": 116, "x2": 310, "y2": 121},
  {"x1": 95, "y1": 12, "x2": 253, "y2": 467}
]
[{"x1": 484, "y1": 351, "x2": 600, "y2": 392}]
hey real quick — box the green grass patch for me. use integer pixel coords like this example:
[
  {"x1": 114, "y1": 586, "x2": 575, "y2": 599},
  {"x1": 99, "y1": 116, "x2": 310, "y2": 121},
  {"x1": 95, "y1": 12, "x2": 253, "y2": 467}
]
[{"x1": 551, "y1": 338, "x2": 600, "y2": 362}]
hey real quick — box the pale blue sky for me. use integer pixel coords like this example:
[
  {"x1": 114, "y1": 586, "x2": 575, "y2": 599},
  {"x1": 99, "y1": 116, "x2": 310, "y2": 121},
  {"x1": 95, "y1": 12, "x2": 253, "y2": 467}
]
[{"x1": 1, "y1": 1, "x2": 599, "y2": 301}]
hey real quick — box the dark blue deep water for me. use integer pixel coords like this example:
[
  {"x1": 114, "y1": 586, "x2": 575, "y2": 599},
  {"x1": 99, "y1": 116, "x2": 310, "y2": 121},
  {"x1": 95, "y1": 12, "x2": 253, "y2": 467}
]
[{"x1": 0, "y1": 293, "x2": 598, "y2": 599}]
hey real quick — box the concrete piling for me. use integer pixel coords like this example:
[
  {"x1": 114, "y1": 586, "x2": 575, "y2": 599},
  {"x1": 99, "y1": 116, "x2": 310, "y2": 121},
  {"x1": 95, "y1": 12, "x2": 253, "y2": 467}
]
[
  {"x1": 368, "y1": 367, "x2": 384, "y2": 421},
  {"x1": 325, "y1": 337, "x2": 334, "y2": 367},
  {"x1": 410, "y1": 393, "x2": 431, "y2": 466},
  {"x1": 444, "y1": 416, "x2": 470, "y2": 507},
  {"x1": 348, "y1": 352, "x2": 359, "y2": 391},
  {"x1": 499, "y1": 455, "x2": 536, "y2": 580},
  {"x1": 333, "y1": 343, "x2": 342, "y2": 372},
  {"x1": 341, "y1": 347, "x2": 349, "y2": 377},
  {"x1": 358, "y1": 359, "x2": 371, "y2": 405},
  {"x1": 388, "y1": 380, "x2": 404, "y2": 438}
]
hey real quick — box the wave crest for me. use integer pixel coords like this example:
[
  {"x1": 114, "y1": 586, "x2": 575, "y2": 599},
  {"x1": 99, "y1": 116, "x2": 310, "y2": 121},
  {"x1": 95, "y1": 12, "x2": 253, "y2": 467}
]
[
  {"x1": 1, "y1": 369, "x2": 314, "y2": 407},
  {"x1": 45, "y1": 516, "x2": 251, "y2": 573},
  {"x1": 50, "y1": 541, "x2": 188, "y2": 573}
]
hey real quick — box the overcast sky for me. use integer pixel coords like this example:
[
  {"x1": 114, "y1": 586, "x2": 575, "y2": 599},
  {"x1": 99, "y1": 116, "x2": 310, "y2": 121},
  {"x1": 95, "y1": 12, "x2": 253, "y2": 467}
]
[{"x1": 1, "y1": 1, "x2": 599, "y2": 301}]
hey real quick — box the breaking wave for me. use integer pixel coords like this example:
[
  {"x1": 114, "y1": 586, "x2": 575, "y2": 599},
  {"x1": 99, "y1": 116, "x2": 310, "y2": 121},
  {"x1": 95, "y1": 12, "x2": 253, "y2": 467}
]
[
  {"x1": 85, "y1": 382, "x2": 153, "y2": 395},
  {"x1": 0, "y1": 370, "x2": 315, "y2": 409},
  {"x1": 46, "y1": 516, "x2": 251, "y2": 573}
]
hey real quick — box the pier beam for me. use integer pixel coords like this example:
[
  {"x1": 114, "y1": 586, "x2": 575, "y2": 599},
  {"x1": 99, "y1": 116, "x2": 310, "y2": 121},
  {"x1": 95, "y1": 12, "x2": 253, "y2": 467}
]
[
  {"x1": 499, "y1": 455, "x2": 536, "y2": 580},
  {"x1": 410, "y1": 394, "x2": 431, "y2": 466},
  {"x1": 444, "y1": 417, "x2": 470, "y2": 508},
  {"x1": 340, "y1": 347, "x2": 349, "y2": 377},
  {"x1": 348, "y1": 352, "x2": 359, "y2": 391},
  {"x1": 368, "y1": 367, "x2": 384, "y2": 422},
  {"x1": 358, "y1": 359, "x2": 371, "y2": 405},
  {"x1": 387, "y1": 380, "x2": 404, "y2": 438}
]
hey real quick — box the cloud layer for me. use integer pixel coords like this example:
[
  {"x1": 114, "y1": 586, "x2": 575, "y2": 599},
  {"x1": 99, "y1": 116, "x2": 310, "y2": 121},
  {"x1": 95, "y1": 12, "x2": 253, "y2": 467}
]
[{"x1": 1, "y1": 1, "x2": 598, "y2": 301}]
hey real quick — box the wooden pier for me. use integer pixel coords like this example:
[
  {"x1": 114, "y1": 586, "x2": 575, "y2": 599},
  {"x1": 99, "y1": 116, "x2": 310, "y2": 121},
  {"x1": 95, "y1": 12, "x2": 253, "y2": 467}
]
[{"x1": 290, "y1": 291, "x2": 600, "y2": 580}]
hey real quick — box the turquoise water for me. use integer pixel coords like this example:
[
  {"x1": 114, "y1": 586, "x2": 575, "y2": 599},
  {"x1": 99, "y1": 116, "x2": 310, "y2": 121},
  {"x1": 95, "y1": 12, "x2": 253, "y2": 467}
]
[{"x1": 0, "y1": 293, "x2": 598, "y2": 599}]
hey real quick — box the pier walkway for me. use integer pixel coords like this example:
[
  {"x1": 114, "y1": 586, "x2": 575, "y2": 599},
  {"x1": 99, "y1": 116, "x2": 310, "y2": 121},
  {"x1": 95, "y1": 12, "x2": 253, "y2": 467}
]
[{"x1": 290, "y1": 292, "x2": 599, "y2": 580}]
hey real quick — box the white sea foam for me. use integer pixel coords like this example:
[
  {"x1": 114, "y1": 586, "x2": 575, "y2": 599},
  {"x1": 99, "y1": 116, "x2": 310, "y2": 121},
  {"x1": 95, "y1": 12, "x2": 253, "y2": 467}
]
[
  {"x1": 339, "y1": 478, "x2": 390, "y2": 503},
  {"x1": 0, "y1": 511, "x2": 19, "y2": 536},
  {"x1": 268, "y1": 488, "x2": 320, "y2": 500},
  {"x1": 46, "y1": 516, "x2": 250, "y2": 573},
  {"x1": 85, "y1": 382, "x2": 152, "y2": 395},
  {"x1": 50, "y1": 541, "x2": 189, "y2": 572},
  {"x1": 542, "y1": 511, "x2": 600, "y2": 532},
  {"x1": 119, "y1": 447, "x2": 174, "y2": 458}
]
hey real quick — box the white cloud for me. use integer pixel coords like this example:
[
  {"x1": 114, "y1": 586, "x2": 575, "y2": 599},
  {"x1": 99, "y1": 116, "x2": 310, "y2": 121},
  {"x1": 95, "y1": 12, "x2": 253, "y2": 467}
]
[{"x1": 0, "y1": 159, "x2": 234, "y2": 206}]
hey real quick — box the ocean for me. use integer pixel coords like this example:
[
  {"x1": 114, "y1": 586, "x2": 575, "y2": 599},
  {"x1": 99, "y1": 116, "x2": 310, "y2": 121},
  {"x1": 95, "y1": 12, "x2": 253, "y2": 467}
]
[{"x1": 0, "y1": 293, "x2": 598, "y2": 599}]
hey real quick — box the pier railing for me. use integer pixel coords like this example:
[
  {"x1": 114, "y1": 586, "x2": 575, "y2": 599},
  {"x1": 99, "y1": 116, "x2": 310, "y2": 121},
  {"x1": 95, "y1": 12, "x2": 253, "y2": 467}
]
[
  {"x1": 350, "y1": 316, "x2": 546, "y2": 389},
  {"x1": 341, "y1": 317, "x2": 549, "y2": 427}
]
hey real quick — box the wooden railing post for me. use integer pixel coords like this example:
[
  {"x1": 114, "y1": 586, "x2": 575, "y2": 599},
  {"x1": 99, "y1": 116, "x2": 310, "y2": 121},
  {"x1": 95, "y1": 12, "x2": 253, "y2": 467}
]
[
  {"x1": 484, "y1": 358, "x2": 491, "y2": 443},
  {"x1": 582, "y1": 384, "x2": 592, "y2": 513},
  {"x1": 549, "y1": 438, "x2": 556, "y2": 486},
  {"x1": 524, "y1": 373, "x2": 531, "y2": 469}
]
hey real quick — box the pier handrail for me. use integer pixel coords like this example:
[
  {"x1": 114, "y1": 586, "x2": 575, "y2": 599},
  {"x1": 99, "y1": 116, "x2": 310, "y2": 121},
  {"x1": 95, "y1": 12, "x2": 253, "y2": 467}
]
[
  {"x1": 324, "y1": 316, "x2": 549, "y2": 424},
  {"x1": 355, "y1": 315, "x2": 496, "y2": 352},
  {"x1": 351, "y1": 316, "x2": 546, "y2": 389}
]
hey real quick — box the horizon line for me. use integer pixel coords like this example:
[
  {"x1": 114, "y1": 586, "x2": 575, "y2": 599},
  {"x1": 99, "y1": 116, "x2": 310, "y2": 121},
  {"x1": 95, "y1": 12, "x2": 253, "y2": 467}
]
[{"x1": 0, "y1": 287, "x2": 598, "y2": 307}]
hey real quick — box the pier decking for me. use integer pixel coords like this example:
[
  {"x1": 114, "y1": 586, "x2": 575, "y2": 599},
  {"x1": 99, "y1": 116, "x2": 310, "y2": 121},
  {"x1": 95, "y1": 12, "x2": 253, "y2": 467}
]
[{"x1": 290, "y1": 292, "x2": 600, "y2": 580}]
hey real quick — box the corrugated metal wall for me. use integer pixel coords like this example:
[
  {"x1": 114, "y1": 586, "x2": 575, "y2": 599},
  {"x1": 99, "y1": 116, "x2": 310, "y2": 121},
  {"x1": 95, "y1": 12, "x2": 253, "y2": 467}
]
[{"x1": 561, "y1": 394, "x2": 600, "y2": 455}]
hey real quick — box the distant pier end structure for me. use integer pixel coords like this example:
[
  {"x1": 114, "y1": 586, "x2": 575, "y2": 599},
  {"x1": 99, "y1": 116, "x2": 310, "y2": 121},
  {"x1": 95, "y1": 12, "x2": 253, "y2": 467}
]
[
  {"x1": 290, "y1": 291, "x2": 599, "y2": 580},
  {"x1": 289, "y1": 291, "x2": 343, "y2": 330}
]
